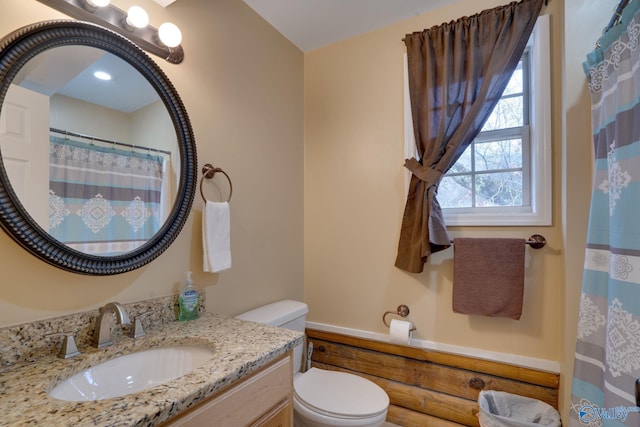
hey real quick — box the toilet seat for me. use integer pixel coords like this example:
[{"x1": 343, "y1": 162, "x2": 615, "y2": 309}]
[{"x1": 294, "y1": 368, "x2": 389, "y2": 419}]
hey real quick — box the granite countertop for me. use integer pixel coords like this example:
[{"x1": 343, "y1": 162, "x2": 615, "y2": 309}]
[{"x1": 0, "y1": 313, "x2": 304, "y2": 426}]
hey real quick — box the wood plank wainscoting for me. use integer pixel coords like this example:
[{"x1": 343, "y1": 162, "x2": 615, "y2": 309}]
[{"x1": 305, "y1": 329, "x2": 560, "y2": 427}]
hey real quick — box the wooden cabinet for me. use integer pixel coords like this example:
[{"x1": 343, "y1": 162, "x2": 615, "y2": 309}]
[
  {"x1": 253, "y1": 400, "x2": 293, "y2": 427},
  {"x1": 164, "y1": 352, "x2": 293, "y2": 427}
]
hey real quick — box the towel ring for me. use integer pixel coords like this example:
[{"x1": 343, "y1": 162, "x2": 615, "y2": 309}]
[{"x1": 200, "y1": 163, "x2": 233, "y2": 202}]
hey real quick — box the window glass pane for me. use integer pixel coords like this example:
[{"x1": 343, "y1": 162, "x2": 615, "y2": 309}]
[
  {"x1": 481, "y1": 96, "x2": 524, "y2": 131},
  {"x1": 425, "y1": 20, "x2": 553, "y2": 226},
  {"x1": 502, "y1": 63, "x2": 523, "y2": 96},
  {"x1": 475, "y1": 172, "x2": 523, "y2": 206},
  {"x1": 474, "y1": 139, "x2": 523, "y2": 171},
  {"x1": 439, "y1": 176, "x2": 472, "y2": 208},
  {"x1": 448, "y1": 146, "x2": 472, "y2": 173}
]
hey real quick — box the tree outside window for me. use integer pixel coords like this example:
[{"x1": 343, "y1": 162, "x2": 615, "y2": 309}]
[{"x1": 439, "y1": 55, "x2": 531, "y2": 209}]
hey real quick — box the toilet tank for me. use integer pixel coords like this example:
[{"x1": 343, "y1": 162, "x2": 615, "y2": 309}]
[{"x1": 236, "y1": 300, "x2": 308, "y2": 373}]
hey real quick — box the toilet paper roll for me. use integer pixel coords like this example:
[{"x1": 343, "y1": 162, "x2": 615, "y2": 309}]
[{"x1": 389, "y1": 318, "x2": 413, "y2": 344}]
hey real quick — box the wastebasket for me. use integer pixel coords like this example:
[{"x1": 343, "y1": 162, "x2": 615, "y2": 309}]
[{"x1": 478, "y1": 390, "x2": 561, "y2": 427}]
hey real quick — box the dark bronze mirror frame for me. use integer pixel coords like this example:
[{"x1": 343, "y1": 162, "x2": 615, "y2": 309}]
[{"x1": 0, "y1": 20, "x2": 197, "y2": 275}]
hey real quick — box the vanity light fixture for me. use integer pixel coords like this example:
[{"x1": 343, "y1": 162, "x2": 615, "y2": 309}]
[
  {"x1": 124, "y1": 6, "x2": 149, "y2": 30},
  {"x1": 36, "y1": 0, "x2": 184, "y2": 64},
  {"x1": 157, "y1": 22, "x2": 182, "y2": 47},
  {"x1": 82, "y1": 0, "x2": 110, "y2": 10}
]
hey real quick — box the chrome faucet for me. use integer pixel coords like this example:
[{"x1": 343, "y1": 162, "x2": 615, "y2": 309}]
[{"x1": 93, "y1": 302, "x2": 131, "y2": 348}]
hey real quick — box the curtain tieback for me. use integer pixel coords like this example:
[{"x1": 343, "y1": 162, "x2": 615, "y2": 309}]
[{"x1": 404, "y1": 158, "x2": 443, "y2": 187}]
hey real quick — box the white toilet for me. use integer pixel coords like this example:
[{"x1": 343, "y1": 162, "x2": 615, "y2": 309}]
[{"x1": 236, "y1": 300, "x2": 389, "y2": 427}]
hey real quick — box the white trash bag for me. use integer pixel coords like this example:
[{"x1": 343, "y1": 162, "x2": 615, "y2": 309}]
[{"x1": 478, "y1": 390, "x2": 561, "y2": 427}]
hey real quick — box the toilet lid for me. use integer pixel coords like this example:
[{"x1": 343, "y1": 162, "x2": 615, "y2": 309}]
[{"x1": 294, "y1": 368, "x2": 389, "y2": 418}]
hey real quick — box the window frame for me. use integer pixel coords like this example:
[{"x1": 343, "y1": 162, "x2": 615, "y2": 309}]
[{"x1": 403, "y1": 15, "x2": 551, "y2": 226}]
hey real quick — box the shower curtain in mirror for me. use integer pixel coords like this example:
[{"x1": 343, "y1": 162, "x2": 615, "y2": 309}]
[
  {"x1": 571, "y1": 1, "x2": 640, "y2": 425},
  {"x1": 48, "y1": 135, "x2": 166, "y2": 255}
]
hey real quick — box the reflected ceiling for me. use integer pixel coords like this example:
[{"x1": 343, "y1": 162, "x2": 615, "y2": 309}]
[{"x1": 14, "y1": 46, "x2": 158, "y2": 113}]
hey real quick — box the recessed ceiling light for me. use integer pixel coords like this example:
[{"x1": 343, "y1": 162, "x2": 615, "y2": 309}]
[{"x1": 94, "y1": 71, "x2": 112, "y2": 81}]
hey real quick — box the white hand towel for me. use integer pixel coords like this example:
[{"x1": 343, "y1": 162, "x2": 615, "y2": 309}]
[{"x1": 202, "y1": 201, "x2": 231, "y2": 273}]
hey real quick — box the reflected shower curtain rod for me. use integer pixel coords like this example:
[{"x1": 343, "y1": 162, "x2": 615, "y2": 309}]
[{"x1": 50, "y1": 127, "x2": 172, "y2": 156}]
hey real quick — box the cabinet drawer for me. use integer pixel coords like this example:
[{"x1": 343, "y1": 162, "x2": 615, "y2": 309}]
[{"x1": 166, "y1": 353, "x2": 292, "y2": 427}]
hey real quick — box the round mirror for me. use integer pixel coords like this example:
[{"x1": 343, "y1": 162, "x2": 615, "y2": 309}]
[{"x1": 0, "y1": 21, "x2": 197, "y2": 275}]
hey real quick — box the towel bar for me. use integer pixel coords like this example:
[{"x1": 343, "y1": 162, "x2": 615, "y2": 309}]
[
  {"x1": 450, "y1": 234, "x2": 546, "y2": 249},
  {"x1": 200, "y1": 163, "x2": 233, "y2": 203}
]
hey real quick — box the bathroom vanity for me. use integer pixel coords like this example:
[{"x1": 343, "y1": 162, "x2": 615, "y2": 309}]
[
  {"x1": 163, "y1": 353, "x2": 293, "y2": 426},
  {"x1": 0, "y1": 14, "x2": 301, "y2": 427},
  {"x1": 0, "y1": 16, "x2": 302, "y2": 426},
  {"x1": 0, "y1": 313, "x2": 302, "y2": 426}
]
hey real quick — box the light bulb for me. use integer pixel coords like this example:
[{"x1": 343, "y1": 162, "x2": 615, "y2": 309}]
[
  {"x1": 126, "y1": 6, "x2": 149, "y2": 29},
  {"x1": 158, "y1": 22, "x2": 182, "y2": 48},
  {"x1": 85, "y1": 0, "x2": 110, "y2": 7}
]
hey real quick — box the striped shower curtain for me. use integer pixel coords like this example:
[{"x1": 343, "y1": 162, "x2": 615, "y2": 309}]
[
  {"x1": 48, "y1": 136, "x2": 166, "y2": 256},
  {"x1": 570, "y1": 2, "x2": 640, "y2": 425}
]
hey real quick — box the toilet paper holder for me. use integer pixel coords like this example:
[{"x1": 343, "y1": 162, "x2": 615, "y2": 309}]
[{"x1": 382, "y1": 305, "x2": 417, "y2": 332}]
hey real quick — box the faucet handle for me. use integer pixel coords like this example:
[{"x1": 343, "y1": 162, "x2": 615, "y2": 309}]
[
  {"x1": 46, "y1": 332, "x2": 81, "y2": 359},
  {"x1": 131, "y1": 311, "x2": 152, "y2": 339}
]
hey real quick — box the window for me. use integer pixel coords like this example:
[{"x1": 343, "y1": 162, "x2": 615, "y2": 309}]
[{"x1": 404, "y1": 16, "x2": 551, "y2": 226}]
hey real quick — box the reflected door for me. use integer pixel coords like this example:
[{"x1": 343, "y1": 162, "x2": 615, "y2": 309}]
[{"x1": 0, "y1": 84, "x2": 49, "y2": 229}]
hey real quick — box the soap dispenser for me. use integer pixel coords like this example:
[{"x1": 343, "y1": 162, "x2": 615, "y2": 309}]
[{"x1": 178, "y1": 271, "x2": 199, "y2": 321}]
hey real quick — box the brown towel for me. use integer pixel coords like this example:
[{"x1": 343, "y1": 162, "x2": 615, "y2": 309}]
[{"x1": 452, "y1": 238, "x2": 525, "y2": 320}]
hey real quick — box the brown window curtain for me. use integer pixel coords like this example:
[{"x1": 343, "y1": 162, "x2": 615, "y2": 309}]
[{"x1": 395, "y1": 0, "x2": 545, "y2": 273}]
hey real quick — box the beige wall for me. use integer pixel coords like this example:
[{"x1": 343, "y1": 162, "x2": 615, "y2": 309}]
[
  {"x1": 305, "y1": 0, "x2": 565, "y2": 361},
  {"x1": 51, "y1": 95, "x2": 132, "y2": 143},
  {"x1": 303, "y1": 0, "x2": 617, "y2": 416},
  {"x1": 0, "y1": 0, "x2": 304, "y2": 326},
  {"x1": 0, "y1": 0, "x2": 621, "y2": 417}
]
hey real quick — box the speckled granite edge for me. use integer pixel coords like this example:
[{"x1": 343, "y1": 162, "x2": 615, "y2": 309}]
[
  {"x1": 0, "y1": 292, "x2": 205, "y2": 368},
  {"x1": 0, "y1": 313, "x2": 304, "y2": 427}
]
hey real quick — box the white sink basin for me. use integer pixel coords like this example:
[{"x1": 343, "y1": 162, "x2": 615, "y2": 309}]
[{"x1": 49, "y1": 345, "x2": 214, "y2": 401}]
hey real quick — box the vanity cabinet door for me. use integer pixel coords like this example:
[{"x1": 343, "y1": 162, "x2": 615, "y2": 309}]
[
  {"x1": 253, "y1": 400, "x2": 293, "y2": 427},
  {"x1": 164, "y1": 352, "x2": 293, "y2": 427}
]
